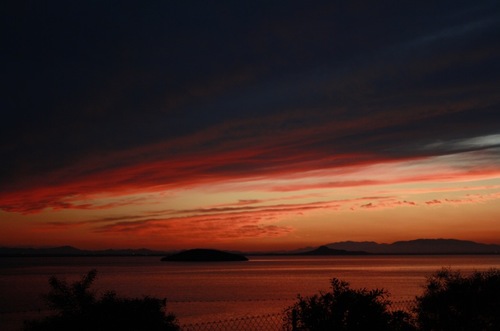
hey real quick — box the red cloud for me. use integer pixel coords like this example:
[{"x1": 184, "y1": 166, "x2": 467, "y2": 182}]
[
  {"x1": 2, "y1": 107, "x2": 500, "y2": 214},
  {"x1": 356, "y1": 199, "x2": 418, "y2": 210},
  {"x1": 38, "y1": 196, "x2": 398, "y2": 241},
  {"x1": 93, "y1": 214, "x2": 294, "y2": 242}
]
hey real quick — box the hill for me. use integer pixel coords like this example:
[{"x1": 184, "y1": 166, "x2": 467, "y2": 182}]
[
  {"x1": 0, "y1": 246, "x2": 170, "y2": 257},
  {"x1": 2, "y1": 239, "x2": 499, "y2": 257},
  {"x1": 297, "y1": 245, "x2": 369, "y2": 256},
  {"x1": 325, "y1": 239, "x2": 500, "y2": 254}
]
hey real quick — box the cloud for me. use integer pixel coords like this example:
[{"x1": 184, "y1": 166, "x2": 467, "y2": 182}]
[
  {"x1": 35, "y1": 197, "x2": 372, "y2": 239},
  {"x1": 270, "y1": 180, "x2": 381, "y2": 192},
  {"x1": 423, "y1": 192, "x2": 500, "y2": 207},
  {"x1": 2, "y1": 145, "x2": 499, "y2": 214},
  {"x1": 54, "y1": 196, "x2": 384, "y2": 233},
  {"x1": 33, "y1": 188, "x2": 500, "y2": 244},
  {"x1": 440, "y1": 192, "x2": 500, "y2": 206},
  {"x1": 422, "y1": 135, "x2": 500, "y2": 153},
  {"x1": 93, "y1": 214, "x2": 294, "y2": 242},
  {"x1": 1, "y1": 1, "x2": 500, "y2": 216},
  {"x1": 356, "y1": 199, "x2": 418, "y2": 211}
]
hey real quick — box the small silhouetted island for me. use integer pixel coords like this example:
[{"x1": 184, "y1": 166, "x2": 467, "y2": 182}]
[{"x1": 161, "y1": 249, "x2": 249, "y2": 262}]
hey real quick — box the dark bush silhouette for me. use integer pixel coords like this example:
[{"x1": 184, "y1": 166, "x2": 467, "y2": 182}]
[
  {"x1": 415, "y1": 268, "x2": 500, "y2": 331},
  {"x1": 24, "y1": 269, "x2": 179, "y2": 331},
  {"x1": 283, "y1": 278, "x2": 416, "y2": 331}
]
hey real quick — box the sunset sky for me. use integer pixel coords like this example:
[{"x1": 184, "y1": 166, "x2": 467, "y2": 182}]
[{"x1": 2, "y1": 1, "x2": 500, "y2": 251}]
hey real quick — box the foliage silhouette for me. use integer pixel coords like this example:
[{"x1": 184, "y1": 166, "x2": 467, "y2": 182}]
[
  {"x1": 415, "y1": 268, "x2": 500, "y2": 331},
  {"x1": 24, "y1": 269, "x2": 179, "y2": 331},
  {"x1": 283, "y1": 278, "x2": 416, "y2": 331}
]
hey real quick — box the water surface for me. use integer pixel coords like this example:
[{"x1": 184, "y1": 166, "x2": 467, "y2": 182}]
[{"x1": 1, "y1": 255, "x2": 499, "y2": 328}]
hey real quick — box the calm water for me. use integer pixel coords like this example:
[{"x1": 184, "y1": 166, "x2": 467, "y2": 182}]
[{"x1": 1, "y1": 255, "x2": 500, "y2": 328}]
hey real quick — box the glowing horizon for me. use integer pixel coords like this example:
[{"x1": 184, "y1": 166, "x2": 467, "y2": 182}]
[
  {"x1": 2, "y1": 145, "x2": 499, "y2": 251},
  {"x1": 2, "y1": 1, "x2": 500, "y2": 251}
]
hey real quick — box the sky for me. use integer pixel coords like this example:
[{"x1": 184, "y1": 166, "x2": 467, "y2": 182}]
[{"x1": 1, "y1": 1, "x2": 500, "y2": 251}]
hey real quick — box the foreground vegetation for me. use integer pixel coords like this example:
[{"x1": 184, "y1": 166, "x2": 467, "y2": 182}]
[
  {"x1": 284, "y1": 278, "x2": 415, "y2": 331},
  {"x1": 415, "y1": 268, "x2": 500, "y2": 331},
  {"x1": 23, "y1": 269, "x2": 179, "y2": 331},
  {"x1": 284, "y1": 268, "x2": 500, "y2": 331},
  {"x1": 24, "y1": 268, "x2": 500, "y2": 331}
]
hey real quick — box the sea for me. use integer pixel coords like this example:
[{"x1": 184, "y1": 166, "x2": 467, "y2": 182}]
[{"x1": 1, "y1": 255, "x2": 500, "y2": 330}]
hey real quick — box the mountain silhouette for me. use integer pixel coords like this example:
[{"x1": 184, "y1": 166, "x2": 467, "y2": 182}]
[
  {"x1": 2, "y1": 238, "x2": 499, "y2": 257},
  {"x1": 0, "y1": 246, "x2": 170, "y2": 257},
  {"x1": 325, "y1": 239, "x2": 500, "y2": 254},
  {"x1": 297, "y1": 245, "x2": 369, "y2": 256}
]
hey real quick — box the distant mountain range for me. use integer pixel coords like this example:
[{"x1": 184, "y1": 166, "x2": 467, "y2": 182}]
[
  {"x1": 325, "y1": 239, "x2": 500, "y2": 255},
  {"x1": 0, "y1": 246, "x2": 171, "y2": 257},
  {"x1": 296, "y1": 245, "x2": 369, "y2": 256},
  {"x1": 1, "y1": 239, "x2": 499, "y2": 257}
]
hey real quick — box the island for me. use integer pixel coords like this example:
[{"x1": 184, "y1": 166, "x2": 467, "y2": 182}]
[{"x1": 161, "y1": 248, "x2": 249, "y2": 262}]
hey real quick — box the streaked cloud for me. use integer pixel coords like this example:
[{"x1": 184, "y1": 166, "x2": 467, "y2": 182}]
[{"x1": 1, "y1": 1, "x2": 499, "y2": 249}]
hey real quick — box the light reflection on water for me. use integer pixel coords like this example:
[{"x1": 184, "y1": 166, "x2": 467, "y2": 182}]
[{"x1": 1, "y1": 255, "x2": 500, "y2": 325}]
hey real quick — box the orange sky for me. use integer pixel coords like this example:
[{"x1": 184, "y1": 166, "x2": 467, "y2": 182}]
[
  {"x1": 2, "y1": 148, "x2": 500, "y2": 251},
  {"x1": 2, "y1": 2, "x2": 500, "y2": 251}
]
